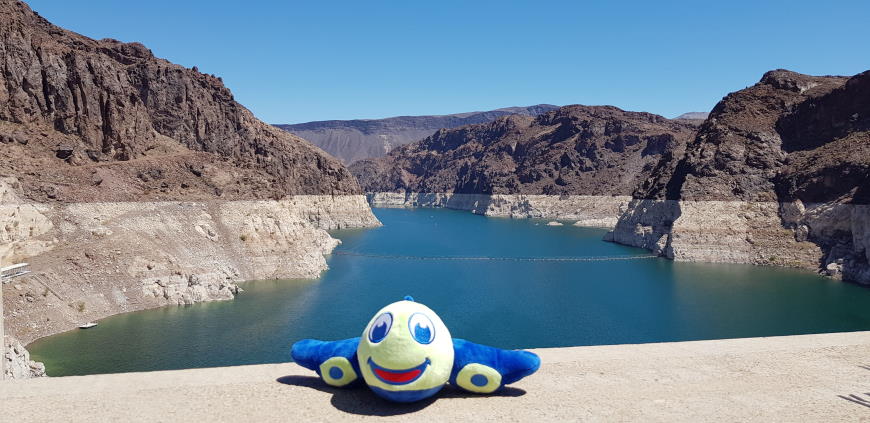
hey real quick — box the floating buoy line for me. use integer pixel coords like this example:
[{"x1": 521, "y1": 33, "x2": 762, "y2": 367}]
[{"x1": 331, "y1": 251, "x2": 660, "y2": 262}]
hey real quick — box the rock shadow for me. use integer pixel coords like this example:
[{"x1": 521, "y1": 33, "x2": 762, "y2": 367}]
[{"x1": 276, "y1": 375, "x2": 525, "y2": 416}]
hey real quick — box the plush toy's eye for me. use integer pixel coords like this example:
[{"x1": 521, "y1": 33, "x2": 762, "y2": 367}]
[
  {"x1": 408, "y1": 313, "x2": 435, "y2": 344},
  {"x1": 368, "y1": 312, "x2": 393, "y2": 343}
]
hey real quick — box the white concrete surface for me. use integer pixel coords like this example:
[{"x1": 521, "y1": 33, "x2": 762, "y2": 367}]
[{"x1": 3, "y1": 331, "x2": 870, "y2": 421}]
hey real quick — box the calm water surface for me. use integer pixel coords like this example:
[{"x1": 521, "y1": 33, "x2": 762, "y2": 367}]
[{"x1": 29, "y1": 208, "x2": 870, "y2": 376}]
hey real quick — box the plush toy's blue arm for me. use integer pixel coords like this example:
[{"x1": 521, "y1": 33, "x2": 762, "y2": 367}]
[
  {"x1": 291, "y1": 338, "x2": 361, "y2": 388},
  {"x1": 450, "y1": 338, "x2": 540, "y2": 394}
]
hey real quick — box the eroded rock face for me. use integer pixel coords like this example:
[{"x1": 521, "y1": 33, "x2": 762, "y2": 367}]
[
  {"x1": 0, "y1": 0, "x2": 360, "y2": 202},
  {"x1": 603, "y1": 199, "x2": 680, "y2": 257},
  {"x1": 635, "y1": 70, "x2": 849, "y2": 203},
  {"x1": 142, "y1": 272, "x2": 241, "y2": 306},
  {"x1": 351, "y1": 105, "x2": 698, "y2": 196},
  {"x1": 0, "y1": 178, "x2": 54, "y2": 263},
  {"x1": 610, "y1": 69, "x2": 870, "y2": 284},
  {"x1": 4, "y1": 336, "x2": 46, "y2": 379},
  {"x1": 3, "y1": 195, "x2": 379, "y2": 344}
]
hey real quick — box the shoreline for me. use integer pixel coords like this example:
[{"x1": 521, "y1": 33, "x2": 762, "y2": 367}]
[
  {"x1": 366, "y1": 192, "x2": 631, "y2": 228},
  {"x1": 9, "y1": 193, "x2": 867, "y2": 377},
  {"x1": 4, "y1": 331, "x2": 870, "y2": 421},
  {"x1": 2, "y1": 192, "x2": 380, "y2": 350},
  {"x1": 366, "y1": 192, "x2": 870, "y2": 285}
]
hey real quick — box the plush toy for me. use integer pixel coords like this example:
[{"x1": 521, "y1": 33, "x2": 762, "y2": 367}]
[{"x1": 291, "y1": 296, "x2": 540, "y2": 402}]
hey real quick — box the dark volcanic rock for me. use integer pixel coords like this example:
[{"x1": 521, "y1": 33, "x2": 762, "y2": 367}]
[
  {"x1": 637, "y1": 70, "x2": 850, "y2": 202},
  {"x1": 612, "y1": 69, "x2": 870, "y2": 284},
  {"x1": 350, "y1": 105, "x2": 698, "y2": 195},
  {"x1": 0, "y1": 0, "x2": 360, "y2": 201},
  {"x1": 636, "y1": 69, "x2": 869, "y2": 206},
  {"x1": 775, "y1": 71, "x2": 870, "y2": 205},
  {"x1": 275, "y1": 105, "x2": 559, "y2": 164}
]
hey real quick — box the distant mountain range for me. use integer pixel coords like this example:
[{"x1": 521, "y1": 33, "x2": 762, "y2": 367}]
[
  {"x1": 674, "y1": 112, "x2": 709, "y2": 120},
  {"x1": 275, "y1": 105, "x2": 559, "y2": 163},
  {"x1": 349, "y1": 105, "x2": 697, "y2": 195}
]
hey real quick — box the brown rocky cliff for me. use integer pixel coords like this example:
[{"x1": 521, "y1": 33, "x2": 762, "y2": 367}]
[
  {"x1": 633, "y1": 69, "x2": 867, "y2": 207},
  {"x1": 350, "y1": 105, "x2": 698, "y2": 196},
  {"x1": 0, "y1": 0, "x2": 379, "y2": 360},
  {"x1": 0, "y1": 0, "x2": 360, "y2": 201},
  {"x1": 775, "y1": 70, "x2": 870, "y2": 205},
  {"x1": 611, "y1": 69, "x2": 870, "y2": 284},
  {"x1": 635, "y1": 70, "x2": 849, "y2": 202}
]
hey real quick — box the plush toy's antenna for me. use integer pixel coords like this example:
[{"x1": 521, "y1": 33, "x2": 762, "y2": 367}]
[{"x1": 404, "y1": 295, "x2": 415, "y2": 302}]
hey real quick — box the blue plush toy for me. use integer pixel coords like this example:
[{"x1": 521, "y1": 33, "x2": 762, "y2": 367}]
[{"x1": 291, "y1": 296, "x2": 540, "y2": 402}]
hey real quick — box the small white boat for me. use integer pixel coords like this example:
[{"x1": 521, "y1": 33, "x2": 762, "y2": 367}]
[{"x1": 79, "y1": 322, "x2": 97, "y2": 329}]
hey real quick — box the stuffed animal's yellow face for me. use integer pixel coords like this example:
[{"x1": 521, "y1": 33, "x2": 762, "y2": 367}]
[{"x1": 356, "y1": 299, "x2": 454, "y2": 399}]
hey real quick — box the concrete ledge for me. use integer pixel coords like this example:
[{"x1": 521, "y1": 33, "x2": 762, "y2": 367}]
[{"x1": 3, "y1": 332, "x2": 870, "y2": 421}]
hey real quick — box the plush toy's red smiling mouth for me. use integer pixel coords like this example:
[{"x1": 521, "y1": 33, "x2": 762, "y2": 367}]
[{"x1": 368, "y1": 357, "x2": 431, "y2": 385}]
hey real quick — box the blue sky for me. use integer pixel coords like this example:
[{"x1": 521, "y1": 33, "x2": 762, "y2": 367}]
[{"x1": 26, "y1": 1, "x2": 870, "y2": 124}]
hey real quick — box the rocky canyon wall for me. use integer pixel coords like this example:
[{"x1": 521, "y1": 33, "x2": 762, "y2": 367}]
[
  {"x1": 2, "y1": 177, "x2": 378, "y2": 345},
  {"x1": 608, "y1": 70, "x2": 870, "y2": 285},
  {"x1": 3, "y1": 335, "x2": 45, "y2": 379},
  {"x1": 0, "y1": 0, "x2": 381, "y2": 371},
  {"x1": 354, "y1": 105, "x2": 696, "y2": 228}
]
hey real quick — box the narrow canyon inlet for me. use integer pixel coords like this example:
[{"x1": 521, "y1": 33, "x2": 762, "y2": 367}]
[{"x1": 29, "y1": 208, "x2": 870, "y2": 376}]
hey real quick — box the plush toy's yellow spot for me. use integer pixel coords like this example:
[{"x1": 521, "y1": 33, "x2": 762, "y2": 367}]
[
  {"x1": 320, "y1": 357, "x2": 358, "y2": 387},
  {"x1": 455, "y1": 363, "x2": 502, "y2": 394}
]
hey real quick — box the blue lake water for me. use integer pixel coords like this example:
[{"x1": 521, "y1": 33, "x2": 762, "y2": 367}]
[{"x1": 28, "y1": 207, "x2": 870, "y2": 376}]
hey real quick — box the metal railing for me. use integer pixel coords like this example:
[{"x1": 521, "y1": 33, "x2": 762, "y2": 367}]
[{"x1": 1, "y1": 263, "x2": 31, "y2": 281}]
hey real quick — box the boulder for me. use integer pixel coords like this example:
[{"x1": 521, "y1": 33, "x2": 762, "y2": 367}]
[{"x1": 3, "y1": 336, "x2": 46, "y2": 379}]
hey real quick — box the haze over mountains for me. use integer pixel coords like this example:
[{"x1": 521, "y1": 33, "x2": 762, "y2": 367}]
[
  {"x1": 275, "y1": 105, "x2": 559, "y2": 164},
  {"x1": 674, "y1": 112, "x2": 709, "y2": 120}
]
